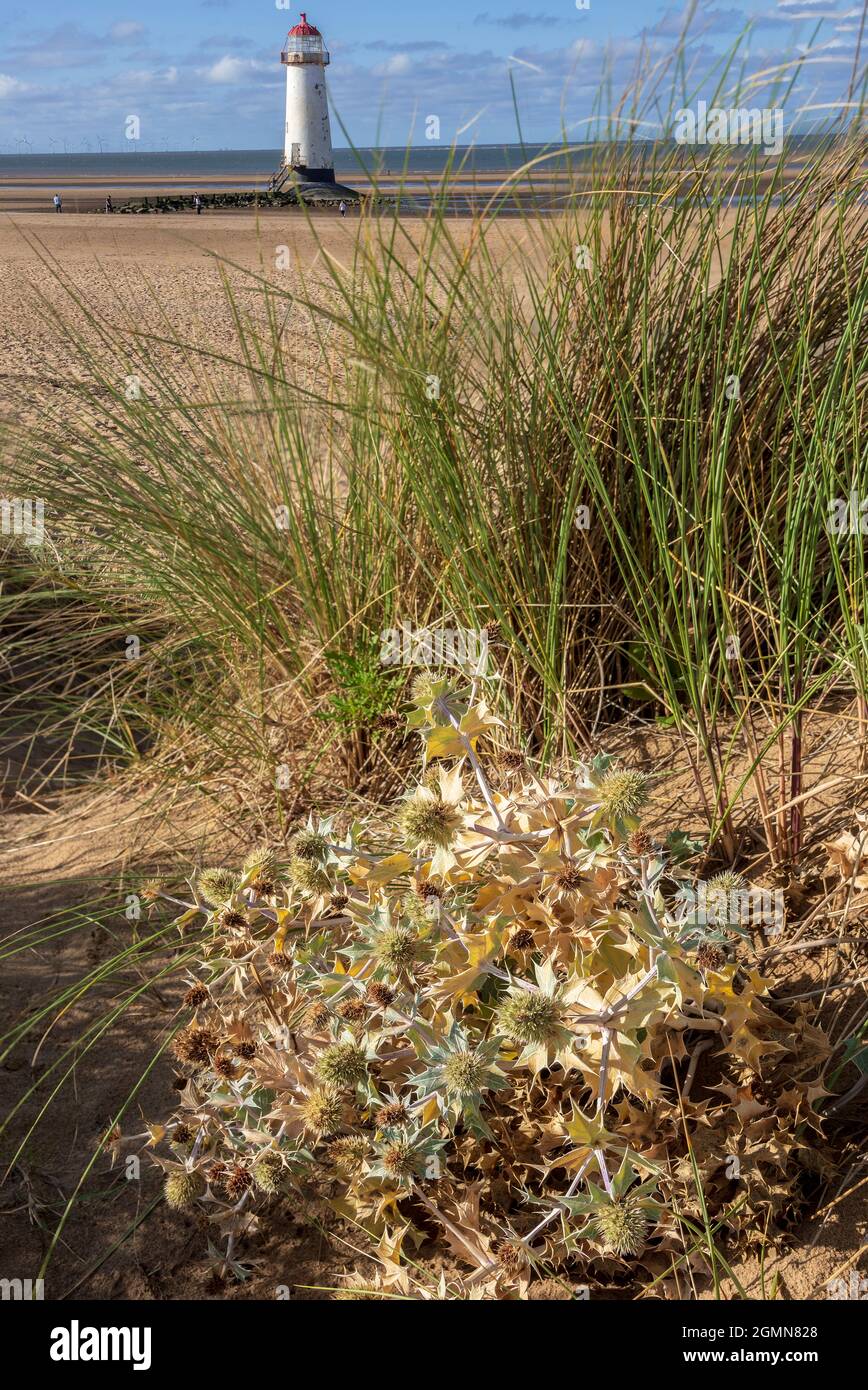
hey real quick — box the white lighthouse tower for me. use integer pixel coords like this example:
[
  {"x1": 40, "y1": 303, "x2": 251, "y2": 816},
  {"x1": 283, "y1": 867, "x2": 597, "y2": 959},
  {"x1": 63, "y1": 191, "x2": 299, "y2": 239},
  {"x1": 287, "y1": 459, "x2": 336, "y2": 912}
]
[{"x1": 281, "y1": 13, "x2": 335, "y2": 184}]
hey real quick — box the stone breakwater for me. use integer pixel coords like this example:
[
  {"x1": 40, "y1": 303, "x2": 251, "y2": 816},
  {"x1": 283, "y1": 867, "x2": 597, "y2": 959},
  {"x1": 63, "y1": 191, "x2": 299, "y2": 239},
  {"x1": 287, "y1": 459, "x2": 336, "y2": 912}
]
[{"x1": 117, "y1": 188, "x2": 367, "y2": 214}]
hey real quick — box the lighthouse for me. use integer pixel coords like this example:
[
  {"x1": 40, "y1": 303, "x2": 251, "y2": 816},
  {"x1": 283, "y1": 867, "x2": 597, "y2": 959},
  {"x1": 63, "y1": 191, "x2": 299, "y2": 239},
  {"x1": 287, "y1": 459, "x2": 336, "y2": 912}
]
[{"x1": 281, "y1": 13, "x2": 335, "y2": 184}]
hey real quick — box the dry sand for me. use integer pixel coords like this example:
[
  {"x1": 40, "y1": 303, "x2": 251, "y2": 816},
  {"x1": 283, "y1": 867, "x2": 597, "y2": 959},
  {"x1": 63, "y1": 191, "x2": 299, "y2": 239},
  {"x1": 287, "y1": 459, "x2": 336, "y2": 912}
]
[{"x1": 0, "y1": 207, "x2": 550, "y2": 446}]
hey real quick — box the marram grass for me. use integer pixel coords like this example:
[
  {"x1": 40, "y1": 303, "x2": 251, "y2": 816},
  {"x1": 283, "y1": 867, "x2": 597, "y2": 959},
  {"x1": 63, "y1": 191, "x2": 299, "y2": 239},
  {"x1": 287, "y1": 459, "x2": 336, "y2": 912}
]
[{"x1": 3, "y1": 70, "x2": 867, "y2": 861}]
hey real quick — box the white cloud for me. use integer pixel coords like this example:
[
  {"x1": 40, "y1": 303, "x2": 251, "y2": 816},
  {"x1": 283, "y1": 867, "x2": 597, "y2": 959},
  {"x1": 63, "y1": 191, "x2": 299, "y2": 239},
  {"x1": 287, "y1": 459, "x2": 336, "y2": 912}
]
[
  {"x1": 373, "y1": 53, "x2": 414, "y2": 76},
  {"x1": 775, "y1": 0, "x2": 849, "y2": 14},
  {"x1": 205, "y1": 55, "x2": 271, "y2": 83},
  {"x1": 110, "y1": 22, "x2": 147, "y2": 43},
  {"x1": 123, "y1": 66, "x2": 180, "y2": 89},
  {"x1": 0, "y1": 73, "x2": 26, "y2": 97}
]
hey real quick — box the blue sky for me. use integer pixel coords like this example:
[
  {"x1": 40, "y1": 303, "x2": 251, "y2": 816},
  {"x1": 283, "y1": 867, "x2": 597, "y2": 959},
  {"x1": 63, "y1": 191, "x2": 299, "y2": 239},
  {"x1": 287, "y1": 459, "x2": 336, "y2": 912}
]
[{"x1": 0, "y1": 1, "x2": 864, "y2": 152}]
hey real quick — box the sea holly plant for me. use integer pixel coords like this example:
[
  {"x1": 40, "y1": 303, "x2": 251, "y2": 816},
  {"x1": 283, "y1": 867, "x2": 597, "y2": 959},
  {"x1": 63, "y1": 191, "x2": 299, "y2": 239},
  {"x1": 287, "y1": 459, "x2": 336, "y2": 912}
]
[
  {"x1": 127, "y1": 676, "x2": 828, "y2": 1298},
  {"x1": 414, "y1": 1020, "x2": 509, "y2": 1138},
  {"x1": 560, "y1": 1158, "x2": 665, "y2": 1259}
]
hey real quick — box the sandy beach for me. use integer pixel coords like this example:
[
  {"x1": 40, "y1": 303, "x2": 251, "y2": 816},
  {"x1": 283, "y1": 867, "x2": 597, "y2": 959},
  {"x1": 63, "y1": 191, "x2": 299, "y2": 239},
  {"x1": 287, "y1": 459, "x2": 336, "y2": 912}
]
[
  {"x1": 1, "y1": 158, "x2": 864, "y2": 1313},
  {"x1": 0, "y1": 210, "x2": 548, "y2": 439}
]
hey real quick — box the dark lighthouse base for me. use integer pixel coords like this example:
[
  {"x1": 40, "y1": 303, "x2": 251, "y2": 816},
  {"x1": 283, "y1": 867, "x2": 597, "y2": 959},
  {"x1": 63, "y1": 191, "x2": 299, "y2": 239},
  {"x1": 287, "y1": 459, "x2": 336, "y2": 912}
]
[
  {"x1": 268, "y1": 161, "x2": 359, "y2": 204},
  {"x1": 289, "y1": 165, "x2": 336, "y2": 183}
]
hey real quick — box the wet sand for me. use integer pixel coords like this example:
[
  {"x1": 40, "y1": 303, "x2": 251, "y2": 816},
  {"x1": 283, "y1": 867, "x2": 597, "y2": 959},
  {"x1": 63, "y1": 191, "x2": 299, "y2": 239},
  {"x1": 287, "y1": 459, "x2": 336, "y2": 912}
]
[
  {"x1": 0, "y1": 150, "x2": 819, "y2": 215},
  {"x1": 0, "y1": 169, "x2": 574, "y2": 215}
]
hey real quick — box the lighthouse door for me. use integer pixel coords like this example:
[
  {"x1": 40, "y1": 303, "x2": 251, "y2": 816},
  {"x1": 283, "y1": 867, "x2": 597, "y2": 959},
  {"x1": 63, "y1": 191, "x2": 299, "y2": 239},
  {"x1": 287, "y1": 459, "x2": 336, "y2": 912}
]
[{"x1": 289, "y1": 142, "x2": 301, "y2": 166}]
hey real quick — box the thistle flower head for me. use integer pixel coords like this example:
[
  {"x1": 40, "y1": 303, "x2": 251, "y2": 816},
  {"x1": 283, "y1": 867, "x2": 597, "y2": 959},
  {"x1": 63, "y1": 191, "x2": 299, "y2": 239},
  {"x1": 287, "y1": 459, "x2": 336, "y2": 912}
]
[
  {"x1": 290, "y1": 829, "x2": 330, "y2": 864},
  {"x1": 510, "y1": 928, "x2": 535, "y2": 952},
  {"x1": 197, "y1": 867, "x2": 239, "y2": 906},
  {"x1": 328, "y1": 1135, "x2": 369, "y2": 1178},
  {"x1": 252, "y1": 1150, "x2": 285, "y2": 1195},
  {"x1": 289, "y1": 856, "x2": 331, "y2": 895},
  {"x1": 243, "y1": 846, "x2": 280, "y2": 883},
  {"x1": 707, "y1": 870, "x2": 746, "y2": 895},
  {"x1": 219, "y1": 909, "x2": 248, "y2": 930},
  {"x1": 225, "y1": 1163, "x2": 253, "y2": 1202},
  {"x1": 301, "y1": 1086, "x2": 344, "y2": 1136},
  {"x1": 375, "y1": 1100, "x2": 410, "y2": 1128},
  {"x1": 305, "y1": 1000, "x2": 330, "y2": 1032},
  {"x1": 402, "y1": 890, "x2": 439, "y2": 928},
  {"x1": 696, "y1": 942, "x2": 726, "y2": 972},
  {"x1": 627, "y1": 828, "x2": 653, "y2": 857},
  {"x1": 494, "y1": 1238, "x2": 527, "y2": 1274},
  {"x1": 704, "y1": 870, "x2": 748, "y2": 928},
  {"x1": 496, "y1": 991, "x2": 563, "y2": 1047},
  {"x1": 338, "y1": 997, "x2": 369, "y2": 1024},
  {"x1": 411, "y1": 672, "x2": 451, "y2": 707},
  {"x1": 554, "y1": 864, "x2": 585, "y2": 893},
  {"x1": 499, "y1": 750, "x2": 525, "y2": 771},
  {"x1": 172, "y1": 1024, "x2": 220, "y2": 1066},
  {"x1": 442, "y1": 1049, "x2": 489, "y2": 1098},
  {"x1": 315, "y1": 1042, "x2": 369, "y2": 1089},
  {"x1": 164, "y1": 1169, "x2": 205, "y2": 1210},
  {"x1": 597, "y1": 769, "x2": 649, "y2": 823},
  {"x1": 397, "y1": 789, "x2": 460, "y2": 853},
  {"x1": 594, "y1": 1199, "x2": 649, "y2": 1257},
  {"x1": 366, "y1": 981, "x2": 395, "y2": 1009},
  {"x1": 183, "y1": 984, "x2": 210, "y2": 1011},
  {"x1": 374, "y1": 924, "x2": 423, "y2": 973},
  {"x1": 381, "y1": 1137, "x2": 422, "y2": 1180}
]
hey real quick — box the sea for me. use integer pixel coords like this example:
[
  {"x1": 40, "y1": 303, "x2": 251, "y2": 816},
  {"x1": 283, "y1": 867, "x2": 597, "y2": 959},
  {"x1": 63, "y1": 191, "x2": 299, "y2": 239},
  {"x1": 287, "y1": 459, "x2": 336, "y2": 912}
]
[
  {"x1": 0, "y1": 140, "x2": 843, "y2": 217},
  {"x1": 0, "y1": 136, "x2": 836, "y2": 185},
  {"x1": 0, "y1": 144, "x2": 587, "y2": 184}
]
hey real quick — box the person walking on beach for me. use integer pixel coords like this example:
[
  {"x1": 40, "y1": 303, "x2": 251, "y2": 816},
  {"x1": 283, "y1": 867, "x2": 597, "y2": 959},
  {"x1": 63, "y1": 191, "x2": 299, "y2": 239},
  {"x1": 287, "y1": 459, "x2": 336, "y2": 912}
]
[
  {"x1": 53, "y1": 193, "x2": 62, "y2": 213},
  {"x1": 105, "y1": 194, "x2": 114, "y2": 214},
  {"x1": 193, "y1": 193, "x2": 203, "y2": 215},
  {"x1": 339, "y1": 199, "x2": 347, "y2": 218}
]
